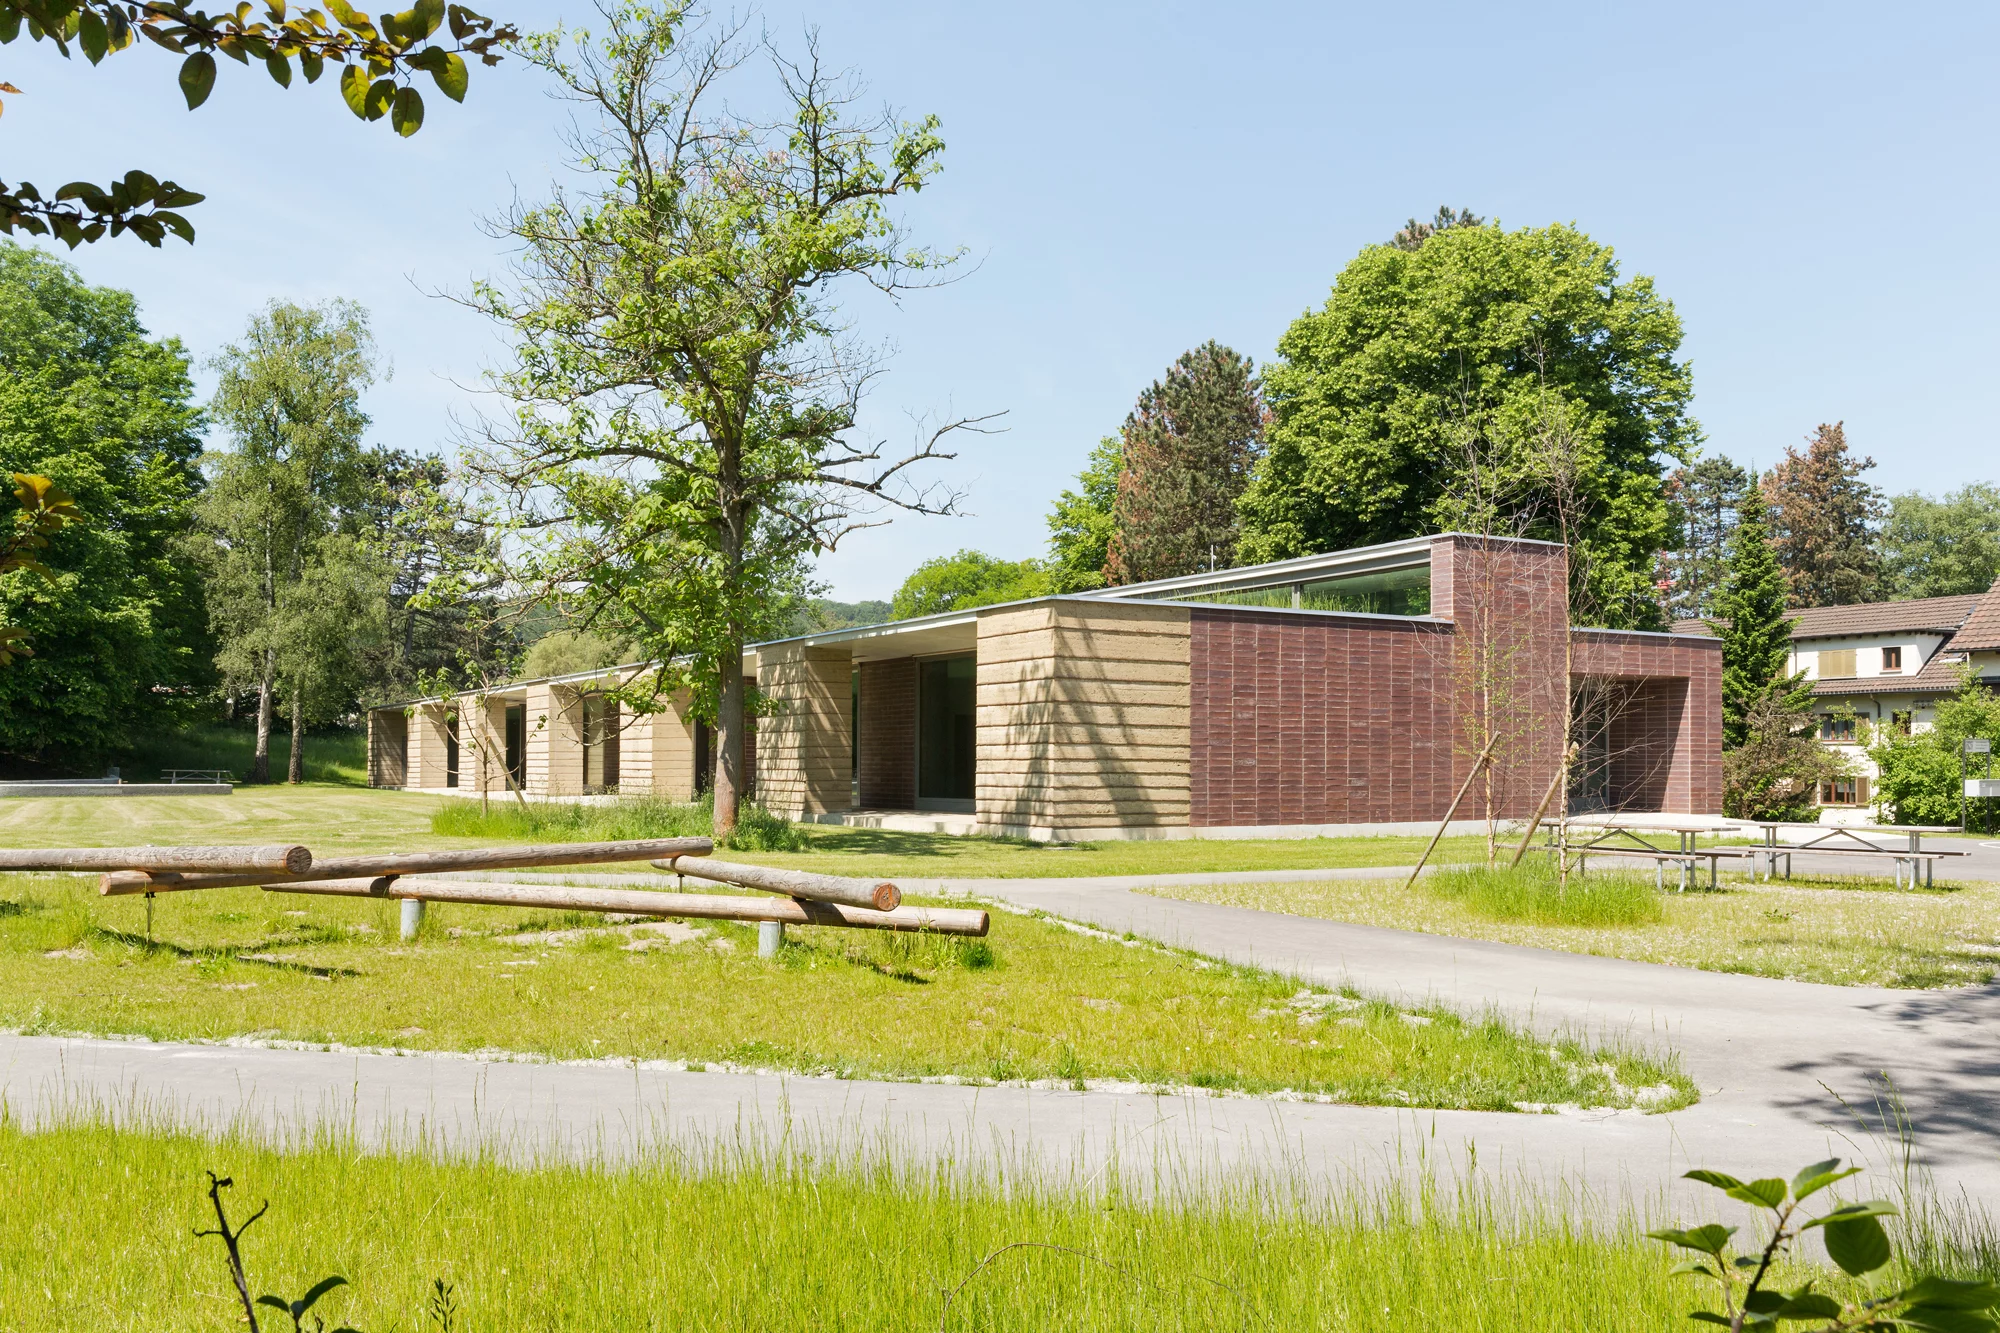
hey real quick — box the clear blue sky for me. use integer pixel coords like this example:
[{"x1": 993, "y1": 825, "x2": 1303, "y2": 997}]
[{"x1": 9, "y1": 1, "x2": 1996, "y2": 601}]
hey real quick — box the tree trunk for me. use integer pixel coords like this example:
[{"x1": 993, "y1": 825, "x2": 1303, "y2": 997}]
[
  {"x1": 251, "y1": 649, "x2": 275, "y2": 784},
  {"x1": 287, "y1": 684, "x2": 305, "y2": 785},
  {"x1": 715, "y1": 660, "x2": 744, "y2": 836}
]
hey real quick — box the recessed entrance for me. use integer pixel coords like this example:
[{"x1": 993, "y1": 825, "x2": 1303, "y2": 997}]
[{"x1": 916, "y1": 655, "x2": 975, "y2": 812}]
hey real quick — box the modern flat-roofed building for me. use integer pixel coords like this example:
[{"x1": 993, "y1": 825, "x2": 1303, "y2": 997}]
[{"x1": 369, "y1": 532, "x2": 1723, "y2": 839}]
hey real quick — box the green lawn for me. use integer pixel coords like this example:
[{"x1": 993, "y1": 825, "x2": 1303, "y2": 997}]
[
  {"x1": 0, "y1": 784, "x2": 1496, "y2": 879},
  {"x1": 0, "y1": 1116, "x2": 1825, "y2": 1332},
  {"x1": 0, "y1": 870, "x2": 1686, "y2": 1110},
  {"x1": 1146, "y1": 873, "x2": 2000, "y2": 988}
]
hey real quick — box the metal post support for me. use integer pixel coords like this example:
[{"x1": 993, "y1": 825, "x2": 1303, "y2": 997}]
[
  {"x1": 400, "y1": 897, "x2": 426, "y2": 942},
  {"x1": 757, "y1": 919, "x2": 784, "y2": 958}
]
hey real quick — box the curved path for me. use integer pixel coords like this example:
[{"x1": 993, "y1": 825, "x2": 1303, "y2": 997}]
[{"x1": 7, "y1": 845, "x2": 2000, "y2": 1214}]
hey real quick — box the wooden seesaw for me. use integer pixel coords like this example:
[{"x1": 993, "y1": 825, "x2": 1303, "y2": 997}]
[{"x1": 4, "y1": 838, "x2": 988, "y2": 954}]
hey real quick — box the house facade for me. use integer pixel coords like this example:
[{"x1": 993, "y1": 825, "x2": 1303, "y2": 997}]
[
  {"x1": 1752, "y1": 578, "x2": 2000, "y2": 821},
  {"x1": 369, "y1": 532, "x2": 1724, "y2": 840}
]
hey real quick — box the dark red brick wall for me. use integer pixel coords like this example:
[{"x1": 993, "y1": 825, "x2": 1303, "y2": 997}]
[
  {"x1": 1189, "y1": 609, "x2": 1459, "y2": 826},
  {"x1": 1571, "y1": 631, "x2": 1723, "y2": 814},
  {"x1": 857, "y1": 658, "x2": 915, "y2": 809}
]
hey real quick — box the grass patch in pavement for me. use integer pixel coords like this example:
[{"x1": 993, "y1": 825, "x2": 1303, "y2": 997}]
[
  {"x1": 1426, "y1": 860, "x2": 1664, "y2": 927},
  {"x1": 0, "y1": 1115, "x2": 1792, "y2": 1331},
  {"x1": 1147, "y1": 873, "x2": 2000, "y2": 988},
  {"x1": 0, "y1": 872, "x2": 1688, "y2": 1112},
  {"x1": 0, "y1": 784, "x2": 1496, "y2": 879}
]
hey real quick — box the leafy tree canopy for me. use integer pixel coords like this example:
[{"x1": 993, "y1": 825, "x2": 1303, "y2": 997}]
[
  {"x1": 0, "y1": 0, "x2": 515, "y2": 246},
  {"x1": 1879, "y1": 483, "x2": 2000, "y2": 601},
  {"x1": 1045, "y1": 434, "x2": 1120, "y2": 593},
  {"x1": 1239, "y1": 220, "x2": 1698, "y2": 629},
  {"x1": 1661, "y1": 454, "x2": 1750, "y2": 621},
  {"x1": 1870, "y1": 671, "x2": 2000, "y2": 826},
  {"x1": 517, "y1": 626, "x2": 631, "y2": 682},
  {"x1": 890, "y1": 549, "x2": 1049, "y2": 620},
  {"x1": 0, "y1": 240, "x2": 208, "y2": 763}
]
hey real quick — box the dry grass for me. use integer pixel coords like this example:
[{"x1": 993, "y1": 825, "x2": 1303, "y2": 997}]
[{"x1": 1145, "y1": 872, "x2": 2000, "y2": 988}]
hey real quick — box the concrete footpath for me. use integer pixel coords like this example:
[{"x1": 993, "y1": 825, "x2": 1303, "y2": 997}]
[{"x1": 7, "y1": 843, "x2": 2000, "y2": 1214}]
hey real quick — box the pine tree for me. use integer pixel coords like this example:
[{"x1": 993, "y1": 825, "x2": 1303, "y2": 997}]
[
  {"x1": 1103, "y1": 342, "x2": 1266, "y2": 585},
  {"x1": 1763, "y1": 422, "x2": 1883, "y2": 607},
  {"x1": 1713, "y1": 482, "x2": 1802, "y2": 748},
  {"x1": 1661, "y1": 455, "x2": 1750, "y2": 620}
]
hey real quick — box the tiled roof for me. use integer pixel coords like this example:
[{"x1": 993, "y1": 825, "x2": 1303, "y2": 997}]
[
  {"x1": 1811, "y1": 650, "x2": 1979, "y2": 698},
  {"x1": 1670, "y1": 617, "x2": 1715, "y2": 637},
  {"x1": 1949, "y1": 575, "x2": 2000, "y2": 651},
  {"x1": 1785, "y1": 594, "x2": 1983, "y2": 640}
]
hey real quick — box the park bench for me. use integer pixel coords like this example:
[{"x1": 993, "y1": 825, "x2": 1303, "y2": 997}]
[
  {"x1": 162, "y1": 769, "x2": 234, "y2": 785},
  {"x1": 1545, "y1": 821, "x2": 1751, "y2": 891},
  {"x1": 1747, "y1": 822, "x2": 1970, "y2": 889}
]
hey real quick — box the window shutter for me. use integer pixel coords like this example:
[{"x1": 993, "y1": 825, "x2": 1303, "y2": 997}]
[
  {"x1": 1857, "y1": 775, "x2": 1870, "y2": 804},
  {"x1": 1818, "y1": 648, "x2": 1857, "y2": 678}
]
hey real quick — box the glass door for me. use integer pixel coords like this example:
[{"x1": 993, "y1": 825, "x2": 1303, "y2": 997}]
[{"x1": 916, "y1": 655, "x2": 976, "y2": 811}]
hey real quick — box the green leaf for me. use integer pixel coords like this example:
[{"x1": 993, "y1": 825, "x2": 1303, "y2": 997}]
[
  {"x1": 1822, "y1": 1214, "x2": 1891, "y2": 1277},
  {"x1": 1900, "y1": 1280, "x2": 2000, "y2": 1312},
  {"x1": 363, "y1": 75, "x2": 394, "y2": 120},
  {"x1": 1792, "y1": 1165, "x2": 1862, "y2": 1203},
  {"x1": 1803, "y1": 1200, "x2": 1899, "y2": 1231},
  {"x1": 296, "y1": 1276, "x2": 348, "y2": 1313},
  {"x1": 1790, "y1": 1158, "x2": 1843, "y2": 1197},
  {"x1": 0, "y1": 8, "x2": 20, "y2": 41},
  {"x1": 256, "y1": 1296, "x2": 291, "y2": 1311},
  {"x1": 1688, "y1": 1315, "x2": 1732, "y2": 1327},
  {"x1": 1648, "y1": 1224, "x2": 1736, "y2": 1256},
  {"x1": 1726, "y1": 1178, "x2": 1790, "y2": 1209},
  {"x1": 1743, "y1": 1289, "x2": 1788, "y2": 1315},
  {"x1": 1668, "y1": 1259, "x2": 1717, "y2": 1278},
  {"x1": 1900, "y1": 1308, "x2": 2000, "y2": 1333},
  {"x1": 300, "y1": 49, "x2": 324, "y2": 81},
  {"x1": 1684, "y1": 1169, "x2": 1746, "y2": 1193},
  {"x1": 265, "y1": 52, "x2": 292, "y2": 86},
  {"x1": 389, "y1": 83, "x2": 422, "y2": 134},
  {"x1": 411, "y1": 0, "x2": 442, "y2": 37},
  {"x1": 154, "y1": 184, "x2": 205, "y2": 207},
  {"x1": 1774, "y1": 1292, "x2": 1842, "y2": 1319},
  {"x1": 156, "y1": 211, "x2": 196, "y2": 243},
  {"x1": 77, "y1": 6, "x2": 107, "y2": 63},
  {"x1": 338, "y1": 62, "x2": 369, "y2": 116},
  {"x1": 325, "y1": 0, "x2": 364, "y2": 27},
  {"x1": 179, "y1": 52, "x2": 217, "y2": 109},
  {"x1": 429, "y1": 48, "x2": 465, "y2": 101}
]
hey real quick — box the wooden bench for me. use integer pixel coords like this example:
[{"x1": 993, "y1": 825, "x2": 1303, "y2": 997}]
[
  {"x1": 1565, "y1": 846, "x2": 1755, "y2": 891},
  {"x1": 1744, "y1": 844, "x2": 1965, "y2": 889},
  {"x1": 163, "y1": 769, "x2": 234, "y2": 785}
]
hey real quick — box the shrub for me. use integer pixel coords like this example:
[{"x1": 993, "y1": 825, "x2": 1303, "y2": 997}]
[{"x1": 1425, "y1": 860, "x2": 1663, "y2": 928}]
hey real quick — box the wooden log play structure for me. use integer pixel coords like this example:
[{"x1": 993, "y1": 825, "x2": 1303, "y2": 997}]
[
  {"x1": 97, "y1": 837, "x2": 719, "y2": 896},
  {"x1": 2, "y1": 844, "x2": 312, "y2": 875},
  {"x1": 41, "y1": 836, "x2": 981, "y2": 953}
]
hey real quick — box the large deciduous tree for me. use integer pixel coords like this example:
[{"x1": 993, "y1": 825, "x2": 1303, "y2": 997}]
[
  {"x1": 1238, "y1": 221, "x2": 1697, "y2": 629},
  {"x1": 1762, "y1": 421, "x2": 1882, "y2": 608},
  {"x1": 1661, "y1": 455, "x2": 1751, "y2": 622},
  {"x1": 1878, "y1": 483, "x2": 2000, "y2": 601},
  {"x1": 1102, "y1": 341, "x2": 1265, "y2": 585},
  {"x1": 0, "y1": 0, "x2": 513, "y2": 246},
  {"x1": 1044, "y1": 434, "x2": 1120, "y2": 593},
  {"x1": 201, "y1": 298, "x2": 382, "y2": 783},
  {"x1": 468, "y1": 5, "x2": 982, "y2": 834},
  {"x1": 0, "y1": 242, "x2": 208, "y2": 764}
]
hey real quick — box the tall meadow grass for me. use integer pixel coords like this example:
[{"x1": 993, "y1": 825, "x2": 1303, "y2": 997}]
[
  {"x1": 429, "y1": 791, "x2": 807, "y2": 851},
  {"x1": 1427, "y1": 859, "x2": 1664, "y2": 927}
]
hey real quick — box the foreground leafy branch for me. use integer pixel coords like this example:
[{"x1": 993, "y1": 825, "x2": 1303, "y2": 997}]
[
  {"x1": 0, "y1": 0, "x2": 517, "y2": 245},
  {"x1": 0, "y1": 471, "x2": 78, "y2": 664},
  {"x1": 1652, "y1": 1157, "x2": 2000, "y2": 1330},
  {"x1": 195, "y1": 1171, "x2": 358, "y2": 1333}
]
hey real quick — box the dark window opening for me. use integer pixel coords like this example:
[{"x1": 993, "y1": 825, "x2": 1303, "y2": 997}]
[
  {"x1": 503, "y1": 704, "x2": 526, "y2": 790},
  {"x1": 1882, "y1": 645, "x2": 1903, "y2": 672},
  {"x1": 1892, "y1": 710, "x2": 1913, "y2": 735},
  {"x1": 445, "y1": 713, "x2": 460, "y2": 788},
  {"x1": 582, "y1": 694, "x2": 619, "y2": 792},
  {"x1": 694, "y1": 721, "x2": 712, "y2": 795},
  {"x1": 1818, "y1": 714, "x2": 1857, "y2": 743},
  {"x1": 917, "y1": 655, "x2": 976, "y2": 809}
]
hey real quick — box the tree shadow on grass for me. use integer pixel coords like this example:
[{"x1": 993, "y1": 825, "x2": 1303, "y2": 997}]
[
  {"x1": 91, "y1": 927, "x2": 363, "y2": 979},
  {"x1": 802, "y1": 827, "x2": 1078, "y2": 860}
]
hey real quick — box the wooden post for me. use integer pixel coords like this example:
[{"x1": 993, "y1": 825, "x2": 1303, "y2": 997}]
[
  {"x1": 655, "y1": 856, "x2": 900, "y2": 911},
  {"x1": 100, "y1": 837, "x2": 716, "y2": 896},
  {"x1": 266, "y1": 877, "x2": 990, "y2": 936},
  {"x1": 1507, "y1": 742, "x2": 1580, "y2": 869},
  {"x1": 1402, "y1": 737, "x2": 1497, "y2": 892},
  {"x1": 1, "y1": 844, "x2": 312, "y2": 875}
]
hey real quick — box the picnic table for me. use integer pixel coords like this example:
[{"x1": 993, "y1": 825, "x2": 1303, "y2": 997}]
[
  {"x1": 1747, "y1": 822, "x2": 1967, "y2": 889},
  {"x1": 162, "y1": 769, "x2": 234, "y2": 785},
  {"x1": 1546, "y1": 820, "x2": 1748, "y2": 891}
]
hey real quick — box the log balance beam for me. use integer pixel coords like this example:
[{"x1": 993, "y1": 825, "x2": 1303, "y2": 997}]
[
  {"x1": 4, "y1": 844, "x2": 312, "y2": 876},
  {"x1": 98, "y1": 838, "x2": 717, "y2": 896},
  {"x1": 271, "y1": 877, "x2": 988, "y2": 937}
]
